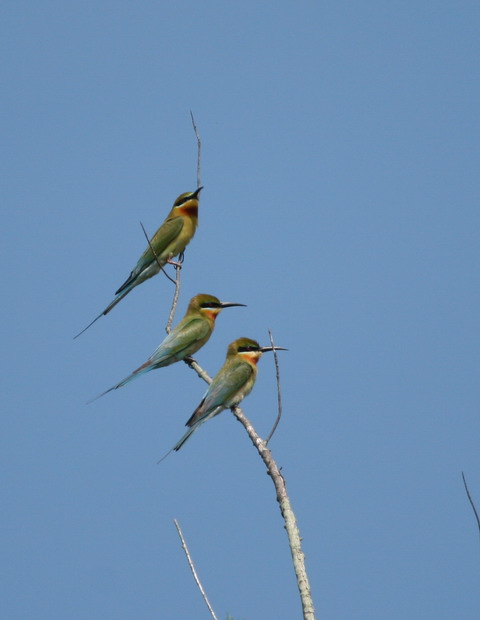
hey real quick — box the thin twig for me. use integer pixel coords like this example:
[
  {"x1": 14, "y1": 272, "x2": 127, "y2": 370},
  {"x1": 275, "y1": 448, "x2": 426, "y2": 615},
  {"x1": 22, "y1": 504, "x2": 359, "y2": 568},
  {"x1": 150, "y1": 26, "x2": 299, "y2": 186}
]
[
  {"x1": 190, "y1": 111, "x2": 201, "y2": 188},
  {"x1": 166, "y1": 262, "x2": 182, "y2": 334},
  {"x1": 173, "y1": 519, "x2": 218, "y2": 620},
  {"x1": 139, "y1": 221, "x2": 176, "y2": 285},
  {"x1": 462, "y1": 472, "x2": 480, "y2": 540},
  {"x1": 140, "y1": 220, "x2": 181, "y2": 332},
  {"x1": 164, "y1": 111, "x2": 201, "y2": 332},
  {"x1": 266, "y1": 329, "x2": 283, "y2": 445},
  {"x1": 183, "y1": 358, "x2": 315, "y2": 619},
  {"x1": 165, "y1": 114, "x2": 201, "y2": 333}
]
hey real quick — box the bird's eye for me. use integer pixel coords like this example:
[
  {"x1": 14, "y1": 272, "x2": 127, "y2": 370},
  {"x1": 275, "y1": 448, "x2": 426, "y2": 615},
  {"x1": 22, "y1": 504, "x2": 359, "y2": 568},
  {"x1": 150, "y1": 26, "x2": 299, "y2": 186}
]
[
  {"x1": 238, "y1": 345, "x2": 259, "y2": 352},
  {"x1": 200, "y1": 302, "x2": 220, "y2": 309}
]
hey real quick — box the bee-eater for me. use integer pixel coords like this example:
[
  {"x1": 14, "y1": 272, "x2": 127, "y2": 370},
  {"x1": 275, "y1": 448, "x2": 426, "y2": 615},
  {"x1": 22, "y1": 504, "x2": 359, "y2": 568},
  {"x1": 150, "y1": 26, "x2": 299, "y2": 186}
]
[
  {"x1": 162, "y1": 337, "x2": 287, "y2": 457},
  {"x1": 88, "y1": 294, "x2": 245, "y2": 402},
  {"x1": 74, "y1": 187, "x2": 203, "y2": 338}
]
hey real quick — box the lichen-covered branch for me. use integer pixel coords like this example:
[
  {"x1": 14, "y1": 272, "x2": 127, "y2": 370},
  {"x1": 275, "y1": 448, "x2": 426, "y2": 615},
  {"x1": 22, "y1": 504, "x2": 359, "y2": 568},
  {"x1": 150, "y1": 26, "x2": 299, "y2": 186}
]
[{"x1": 231, "y1": 407, "x2": 315, "y2": 619}]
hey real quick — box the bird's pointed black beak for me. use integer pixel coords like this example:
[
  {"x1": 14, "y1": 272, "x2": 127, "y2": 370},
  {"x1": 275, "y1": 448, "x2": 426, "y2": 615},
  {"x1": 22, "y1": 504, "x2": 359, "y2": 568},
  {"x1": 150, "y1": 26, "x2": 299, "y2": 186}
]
[
  {"x1": 220, "y1": 302, "x2": 247, "y2": 308},
  {"x1": 260, "y1": 346, "x2": 288, "y2": 352},
  {"x1": 192, "y1": 186, "x2": 204, "y2": 198}
]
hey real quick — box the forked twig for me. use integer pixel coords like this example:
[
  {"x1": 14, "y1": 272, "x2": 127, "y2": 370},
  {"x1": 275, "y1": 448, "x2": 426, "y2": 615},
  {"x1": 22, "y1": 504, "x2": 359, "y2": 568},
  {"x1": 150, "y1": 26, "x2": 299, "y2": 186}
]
[
  {"x1": 462, "y1": 472, "x2": 480, "y2": 540},
  {"x1": 173, "y1": 519, "x2": 218, "y2": 620},
  {"x1": 266, "y1": 328, "x2": 283, "y2": 445}
]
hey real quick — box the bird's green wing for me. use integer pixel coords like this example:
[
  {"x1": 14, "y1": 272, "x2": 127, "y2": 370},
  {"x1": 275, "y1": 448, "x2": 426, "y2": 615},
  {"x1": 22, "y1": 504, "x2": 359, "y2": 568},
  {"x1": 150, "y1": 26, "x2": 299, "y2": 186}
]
[
  {"x1": 114, "y1": 216, "x2": 185, "y2": 295},
  {"x1": 148, "y1": 317, "x2": 211, "y2": 366},
  {"x1": 171, "y1": 361, "x2": 254, "y2": 453},
  {"x1": 187, "y1": 361, "x2": 254, "y2": 426},
  {"x1": 135, "y1": 215, "x2": 185, "y2": 272}
]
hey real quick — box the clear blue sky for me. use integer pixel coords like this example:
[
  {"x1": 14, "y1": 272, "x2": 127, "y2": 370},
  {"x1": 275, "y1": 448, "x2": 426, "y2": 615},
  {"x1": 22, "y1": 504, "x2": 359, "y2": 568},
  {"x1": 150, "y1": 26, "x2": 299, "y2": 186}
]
[{"x1": 2, "y1": 2, "x2": 480, "y2": 618}]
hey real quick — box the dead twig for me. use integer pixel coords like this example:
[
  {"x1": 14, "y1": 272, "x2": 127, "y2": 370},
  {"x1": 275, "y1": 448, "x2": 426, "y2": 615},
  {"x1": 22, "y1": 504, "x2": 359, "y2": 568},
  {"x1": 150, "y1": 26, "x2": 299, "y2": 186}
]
[
  {"x1": 462, "y1": 472, "x2": 480, "y2": 540},
  {"x1": 166, "y1": 261, "x2": 182, "y2": 334},
  {"x1": 139, "y1": 220, "x2": 180, "y2": 332},
  {"x1": 164, "y1": 110, "x2": 202, "y2": 334},
  {"x1": 139, "y1": 221, "x2": 176, "y2": 285},
  {"x1": 265, "y1": 328, "x2": 283, "y2": 445},
  {"x1": 164, "y1": 113, "x2": 201, "y2": 332},
  {"x1": 190, "y1": 110, "x2": 201, "y2": 188},
  {"x1": 173, "y1": 519, "x2": 218, "y2": 620}
]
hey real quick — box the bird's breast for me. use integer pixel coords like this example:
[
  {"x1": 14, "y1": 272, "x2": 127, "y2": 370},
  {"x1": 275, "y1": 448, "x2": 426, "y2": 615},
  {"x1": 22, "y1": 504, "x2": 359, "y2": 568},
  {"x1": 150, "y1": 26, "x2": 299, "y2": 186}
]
[{"x1": 162, "y1": 214, "x2": 198, "y2": 260}]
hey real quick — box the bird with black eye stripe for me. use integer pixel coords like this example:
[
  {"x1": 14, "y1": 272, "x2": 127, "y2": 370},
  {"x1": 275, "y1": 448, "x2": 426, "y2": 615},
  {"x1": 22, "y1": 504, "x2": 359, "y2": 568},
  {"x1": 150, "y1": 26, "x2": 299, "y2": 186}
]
[
  {"x1": 88, "y1": 294, "x2": 245, "y2": 402},
  {"x1": 158, "y1": 337, "x2": 287, "y2": 459},
  {"x1": 75, "y1": 188, "x2": 203, "y2": 338}
]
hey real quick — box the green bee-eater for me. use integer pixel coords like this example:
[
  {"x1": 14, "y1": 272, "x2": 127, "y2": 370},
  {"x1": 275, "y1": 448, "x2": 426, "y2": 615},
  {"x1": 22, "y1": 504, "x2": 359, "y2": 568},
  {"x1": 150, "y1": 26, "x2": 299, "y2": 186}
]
[
  {"x1": 88, "y1": 294, "x2": 245, "y2": 402},
  {"x1": 163, "y1": 337, "x2": 287, "y2": 456},
  {"x1": 74, "y1": 188, "x2": 203, "y2": 338}
]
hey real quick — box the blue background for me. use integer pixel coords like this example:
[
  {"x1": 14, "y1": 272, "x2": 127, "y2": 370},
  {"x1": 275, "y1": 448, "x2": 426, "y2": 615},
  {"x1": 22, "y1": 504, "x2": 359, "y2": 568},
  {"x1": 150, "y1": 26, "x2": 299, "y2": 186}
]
[{"x1": 2, "y1": 2, "x2": 480, "y2": 618}]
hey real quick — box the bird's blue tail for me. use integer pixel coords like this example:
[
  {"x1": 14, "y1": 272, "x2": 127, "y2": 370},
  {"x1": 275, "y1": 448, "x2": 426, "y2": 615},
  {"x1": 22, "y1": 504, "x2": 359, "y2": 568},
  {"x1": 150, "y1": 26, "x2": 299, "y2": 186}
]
[{"x1": 73, "y1": 286, "x2": 133, "y2": 339}]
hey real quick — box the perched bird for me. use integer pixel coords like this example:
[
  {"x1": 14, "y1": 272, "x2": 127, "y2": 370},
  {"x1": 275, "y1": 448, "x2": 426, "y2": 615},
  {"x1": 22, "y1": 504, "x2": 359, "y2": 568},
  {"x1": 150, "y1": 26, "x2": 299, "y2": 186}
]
[
  {"x1": 88, "y1": 294, "x2": 245, "y2": 402},
  {"x1": 74, "y1": 187, "x2": 203, "y2": 338},
  {"x1": 159, "y1": 337, "x2": 287, "y2": 459}
]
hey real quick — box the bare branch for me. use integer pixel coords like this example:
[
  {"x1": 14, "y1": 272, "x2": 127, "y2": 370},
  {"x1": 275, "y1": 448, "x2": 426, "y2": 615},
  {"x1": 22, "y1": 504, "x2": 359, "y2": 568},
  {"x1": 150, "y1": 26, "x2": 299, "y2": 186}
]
[
  {"x1": 184, "y1": 357, "x2": 213, "y2": 384},
  {"x1": 231, "y1": 406, "x2": 315, "y2": 619},
  {"x1": 183, "y1": 357, "x2": 315, "y2": 619},
  {"x1": 462, "y1": 472, "x2": 480, "y2": 540},
  {"x1": 166, "y1": 261, "x2": 182, "y2": 334},
  {"x1": 162, "y1": 109, "x2": 200, "y2": 334},
  {"x1": 169, "y1": 115, "x2": 314, "y2": 618},
  {"x1": 265, "y1": 329, "x2": 283, "y2": 445},
  {"x1": 190, "y1": 110, "x2": 202, "y2": 188},
  {"x1": 173, "y1": 519, "x2": 218, "y2": 620}
]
